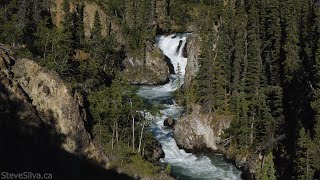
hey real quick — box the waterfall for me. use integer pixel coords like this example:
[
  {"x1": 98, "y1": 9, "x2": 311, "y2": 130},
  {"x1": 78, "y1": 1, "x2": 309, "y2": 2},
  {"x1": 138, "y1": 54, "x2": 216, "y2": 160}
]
[
  {"x1": 157, "y1": 34, "x2": 187, "y2": 75},
  {"x1": 137, "y1": 34, "x2": 242, "y2": 180}
]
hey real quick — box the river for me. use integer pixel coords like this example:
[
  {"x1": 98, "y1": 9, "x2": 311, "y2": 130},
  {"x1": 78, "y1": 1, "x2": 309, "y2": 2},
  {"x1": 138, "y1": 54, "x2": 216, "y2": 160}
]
[{"x1": 137, "y1": 34, "x2": 242, "y2": 180}]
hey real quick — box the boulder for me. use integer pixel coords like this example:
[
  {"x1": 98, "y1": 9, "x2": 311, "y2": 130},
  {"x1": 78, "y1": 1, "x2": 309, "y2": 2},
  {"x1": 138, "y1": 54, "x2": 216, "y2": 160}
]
[
  {"x1": 152, "y1": 144, "x2": 165, "y2": 161},
  {"x1": 163, "y1": 116, "x2": 176, "y2": 128},
  {"x1": 235, "y1": 155, "x2": 247, "y2": 168},
  {"x1": 144, "y1": 140, "x2": 164, "y2": 162},
  {"x1": 174, "y1": 105, "x2": 232, "y2": 152}
]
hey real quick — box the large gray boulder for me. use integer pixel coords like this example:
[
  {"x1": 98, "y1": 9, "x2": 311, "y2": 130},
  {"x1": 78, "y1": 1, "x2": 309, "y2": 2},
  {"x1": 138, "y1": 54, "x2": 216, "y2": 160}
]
[{"x1": 174, "y1": 105, "x2": 232, "y2": 152}]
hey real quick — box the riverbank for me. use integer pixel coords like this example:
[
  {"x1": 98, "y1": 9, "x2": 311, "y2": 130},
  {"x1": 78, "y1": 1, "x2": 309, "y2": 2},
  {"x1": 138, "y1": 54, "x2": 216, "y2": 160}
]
[{"x1": 136, "y1": 34, "x2": 242, "y2": 179}]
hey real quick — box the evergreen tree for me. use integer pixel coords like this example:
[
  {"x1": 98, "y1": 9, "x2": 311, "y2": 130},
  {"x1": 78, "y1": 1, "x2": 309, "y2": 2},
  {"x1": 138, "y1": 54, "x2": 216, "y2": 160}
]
[
  {"x1": 74, "y1": 5, "x2": 86, "y2": 48},
  {"x1": 91, "y1": 11, "x2": 102, "y2": 42},
  {"x1": 34, "y1": 18, "x2": 71, "y2": 75},
  {"x1": 296, "y1": 128, "x2": 315, "y2": 179},
  {"x1": 260, "y1": 152, "x2": 276, "y2": 180},
  {"x1": 311, "y1": 2, "x2": 320, "y2": 175},
  {"x1": 0, "y1": 0, "x2": 23, "y2": 46},
  {"x1": 196, "y1": 5, "x2": 225, "y2": 113},
  {"x1": 231, "y1": 2, "x2": 247, "y2": 99},
  {"x1": 282, "y1": 0, "x2": 301, "y2": 84},
  {"x1": 262, "y1": 0, "x2": 282, "y2": 86}
]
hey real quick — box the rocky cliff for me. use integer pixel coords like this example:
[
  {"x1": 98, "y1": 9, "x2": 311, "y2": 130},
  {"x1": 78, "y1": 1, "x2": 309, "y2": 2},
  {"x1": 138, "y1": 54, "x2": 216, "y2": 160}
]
[
  {"x1": 184, "y1": 34, "x2": 200, "y2": 91},
  {"x1": 174, "y1": 105, "x2": 232, "y2": 152},
  {"x1": 174, "y1": 31, "x2": 262, "y2": 177},
  {"x1": 123, "y1": 42, "x2": 170, "y2": 85},
  {"x1": 12, "y1": 58, "x2": 105, "y2": 158},
  {"x1": 51, "y1": 0, "x2": 170, "y2": 86},
  {"x1": 51, "y1": 0, "x2": 124, "y2": 43},
  {"x1": 173, "y1": 104, "x2": 260, "y2": 176},
  {"x1": 0, "y1": 46, "x2": 126, "y2": 179}
]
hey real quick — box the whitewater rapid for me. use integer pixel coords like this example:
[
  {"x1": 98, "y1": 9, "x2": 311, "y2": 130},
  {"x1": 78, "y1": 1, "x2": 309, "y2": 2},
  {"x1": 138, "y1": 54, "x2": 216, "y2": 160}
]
[{"x1": 137, "y1": 34, "x2": 242, "y2": 180}]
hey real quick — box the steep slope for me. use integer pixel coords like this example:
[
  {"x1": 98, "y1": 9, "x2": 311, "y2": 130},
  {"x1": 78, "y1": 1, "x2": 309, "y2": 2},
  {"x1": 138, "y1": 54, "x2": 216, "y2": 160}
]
[
  {"x1": 123, "y1": 41, "x2": 170, "y2": 85},
  {"x1": 0, "y1": 45, "x2": 132, "y2": 179}
]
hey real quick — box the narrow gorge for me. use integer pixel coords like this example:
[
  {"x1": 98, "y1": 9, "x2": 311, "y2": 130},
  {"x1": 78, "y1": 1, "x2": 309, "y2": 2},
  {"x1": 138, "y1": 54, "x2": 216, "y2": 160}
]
[
  {"x1": 137, "y1": 34, "x2": 242, "y2": 180},
  {"x1": 2, "y1": 0, "x2": 320, "y2": 179}
]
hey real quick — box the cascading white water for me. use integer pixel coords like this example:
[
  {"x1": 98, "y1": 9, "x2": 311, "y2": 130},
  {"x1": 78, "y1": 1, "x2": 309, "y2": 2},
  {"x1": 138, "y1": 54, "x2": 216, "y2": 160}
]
[
  {"x1": 157, "y1": 34, "x2": 188, "y2": 75},
  {"x1": 137, "y1": 34, "x2": 242, "y2": 180}
]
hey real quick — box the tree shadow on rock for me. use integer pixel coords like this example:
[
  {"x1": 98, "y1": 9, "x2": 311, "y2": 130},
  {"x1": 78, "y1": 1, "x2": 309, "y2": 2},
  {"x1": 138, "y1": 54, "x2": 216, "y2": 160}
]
[{"x1": 0, "y1": 98, "x2": 133, "y2": 180}]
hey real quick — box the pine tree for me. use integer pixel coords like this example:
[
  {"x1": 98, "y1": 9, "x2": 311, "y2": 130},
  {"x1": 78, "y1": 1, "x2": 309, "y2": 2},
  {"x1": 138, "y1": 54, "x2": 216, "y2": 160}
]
[
  {"x1": 262, "y1": 0, "x2": 282, "y2": 86},
  {"x1": 296, "y1": 128, "x2": 315, "y2": 179},
  {"x1": 233, "y1": 92, "x2": 250, "y2": 147},
  {"x1": 0, "y1": 0, "x2": 23, "y2": 46},
  {"x1": 91, "y1": 11, "x2": 102, "y2": 41},
  {"x1": 34, "y1": 18, "x2": 71, "y2": 75},
  {"x1": 265, "y1": 86, "x2": 284, "y2": 140},
  {"x1": 282, "y1": 0, "x2": 301, "y2": 84},
  {"x1": 260, "y1": 152, "x2": 276, "y2": 180},
  {"x1": 231, "y1": 2, "x2": 247, "y2": 101},
  {"x1": 311, "y1": 2, "x2": 320, "y2": 174},
  {"x1": 74, "y1": 5, "x2": 86, "y2": 48},
  {"x1": 245, "y1": 0, "x2": 262, "y2": 102},
  {"x1": 196, "y1": 5, "x2": 225, "y2": 113}
]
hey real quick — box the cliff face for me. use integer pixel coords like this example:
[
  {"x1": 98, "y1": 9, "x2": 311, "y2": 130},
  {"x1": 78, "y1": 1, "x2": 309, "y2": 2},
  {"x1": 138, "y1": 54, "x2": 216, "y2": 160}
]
[
  {"x1": 174, "y1": 105, "x2": 232, "y2": 152},
  {"x1": 51, "y1": 0, "x2": 170, "y2": 86},
  {"x1": 0, "y1": 46, "x2": 108, "y2": 168},
  {"x1": 176, "y1": 31, "x2": 261, "y2": 176},
  {"x1": 123, "y1": 42, "x2": 170, "y2": 85},
  {"x1": 51, "y1": 0, "x2": 124, "y2": 43},
  {"x1": 184, "y1": 34, "x2": 200, "y2": 91}
]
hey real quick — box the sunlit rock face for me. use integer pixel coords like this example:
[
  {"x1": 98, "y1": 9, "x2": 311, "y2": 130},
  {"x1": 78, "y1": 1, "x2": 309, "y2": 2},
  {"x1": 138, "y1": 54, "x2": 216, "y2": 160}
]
[
  {"x1": 0, "y1": 47, "x2": 108, "y2": 168},
  {"x1": 174, "y1": 105, "x2": 232, "y2": 152},
  {"x1": 184, "y1": 34, "x2": 200, "y2": 91},
  {"x1": 123, "y1": 41, "x2": 170, "y2": 85}
]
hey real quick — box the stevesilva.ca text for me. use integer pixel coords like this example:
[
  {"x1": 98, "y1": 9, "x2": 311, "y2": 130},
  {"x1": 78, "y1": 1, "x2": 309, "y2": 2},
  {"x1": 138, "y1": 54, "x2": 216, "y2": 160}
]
[{"x1": 1, "y1": 172, "x2": 52, "y2": 179}]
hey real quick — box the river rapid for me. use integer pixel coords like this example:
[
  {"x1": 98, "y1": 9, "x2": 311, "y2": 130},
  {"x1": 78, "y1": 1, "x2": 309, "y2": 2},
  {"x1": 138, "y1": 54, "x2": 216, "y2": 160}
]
[{"x1": 137, "y1": 34, "x2": 242, "y2": 180}]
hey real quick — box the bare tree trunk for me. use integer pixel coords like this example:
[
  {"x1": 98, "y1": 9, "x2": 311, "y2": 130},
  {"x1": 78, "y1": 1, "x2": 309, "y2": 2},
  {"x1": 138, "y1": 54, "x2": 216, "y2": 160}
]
[
  {"x1": 142, "y1": 144, "x2": 145, "y2": 156},
  {"x1": 112, "y1": 121, "x2": 115, "y2": 149},
  {"x1": 151, "y1": 0, "x2": 156, "y2": 24},
  {"x1": 132, "y1": 116, "x2": 135, "y2": 152},
  {"x1": 224, "y1": 87, "x2": 227, "y2": 110},
  {"x1": 307, "y1": 140, "x2": 309, "y2": 178},
  {"x1": 138, "y1": 123, "x2": 145, "y2": 153},
  {"x1": 130, "y1": 99, "x2": 135, "y2": 152},
  {"x1": 116, "y1": 121, "x2": 119, "y2": 143},
  {"x1": 99, "y1": 121, "x2": 102, "y2": 141},
  {"x1": 44, "y1": 33, "x2": 49, "y2": 60},
  {"x1": 250, "y1": 114, "x2": 255, "y2": 146}
]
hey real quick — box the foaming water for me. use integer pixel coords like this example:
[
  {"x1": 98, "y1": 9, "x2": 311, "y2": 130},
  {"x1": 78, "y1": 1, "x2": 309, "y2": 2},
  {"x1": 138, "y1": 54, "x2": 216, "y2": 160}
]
[
  {"x1": 137, "y1": 34, "x2": 242, "y2": 180},
  {"x1": 157, "y1": 34, "x2": 188, "y2": 75}
]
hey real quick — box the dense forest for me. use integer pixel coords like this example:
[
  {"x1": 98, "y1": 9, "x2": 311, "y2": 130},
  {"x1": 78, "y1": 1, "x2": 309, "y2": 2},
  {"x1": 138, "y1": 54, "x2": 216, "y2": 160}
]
[
  {"x1": 183, "y1": 0, "x2": 320, "y2": 179},
  {"x1": 1, "y1": 0, "x2": 320, "y2": 179}
]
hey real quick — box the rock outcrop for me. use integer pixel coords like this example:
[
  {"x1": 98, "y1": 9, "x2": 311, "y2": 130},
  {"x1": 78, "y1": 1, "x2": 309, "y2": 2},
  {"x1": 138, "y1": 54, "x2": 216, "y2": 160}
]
[
  {"x1": 184, "y1": 34, "x2": 200, "y2": 91},
  {"x1": 123, "y1": 42, "x2": 170, "y2": 85},
  {"x1": 174, "y1": 105, "x2": 232, "y2": 152},
  {"x1": 0, "y1": 45, "x2": 108, "y2": 168},
  {"x1": 143, "y1": 141, "x2": 165, "y2": 163},
  {"x1": 163, "y1": 116, "x2": 176, "y2": 128},
  {"x1": 51, "y1": 0, "x2": 124, "y2": 43}
]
